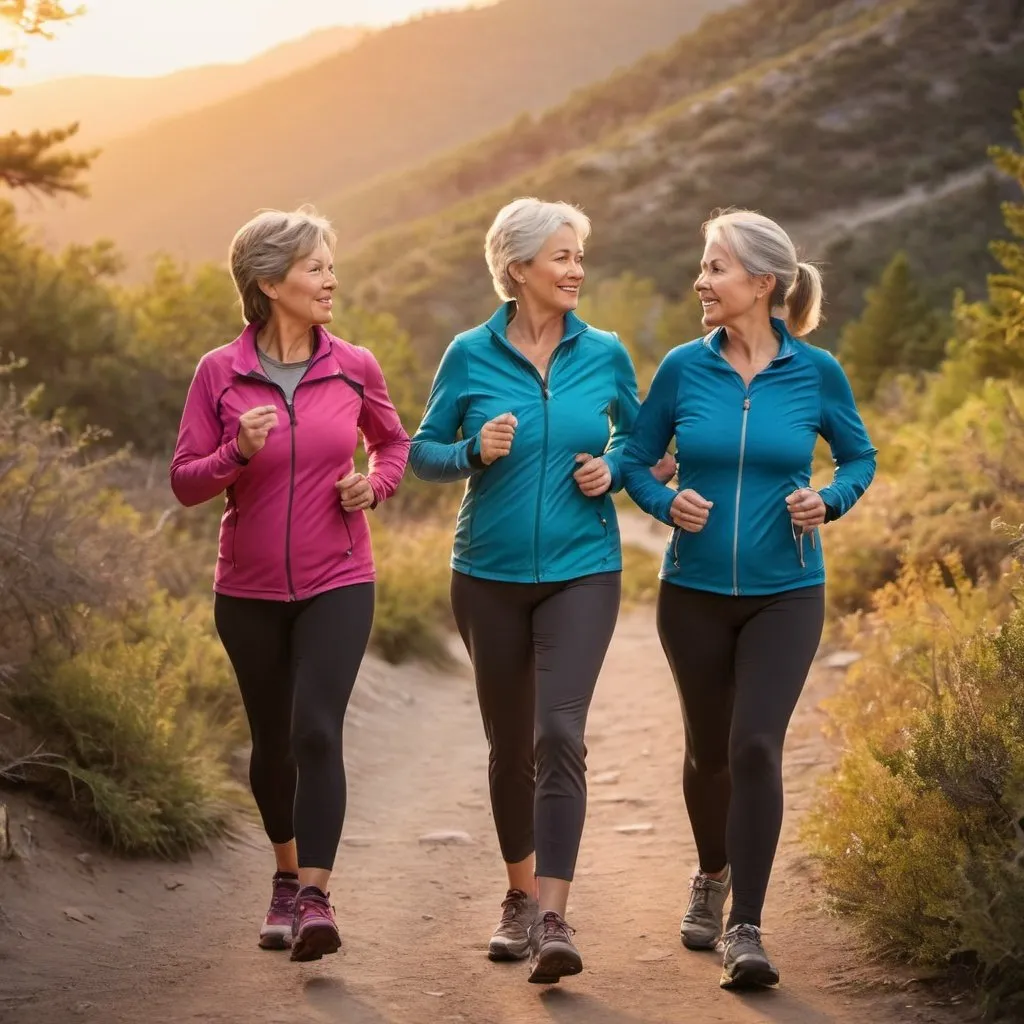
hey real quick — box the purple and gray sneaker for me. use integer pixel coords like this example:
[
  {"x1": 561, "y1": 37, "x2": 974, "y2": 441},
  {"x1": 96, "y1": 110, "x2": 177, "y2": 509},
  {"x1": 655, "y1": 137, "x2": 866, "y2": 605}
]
[
  {"x1": 290, "y1": 885, "x2": 342, "y2": 962},
  {"x1": 259, "y1": 871, "x2": 300, "y2": 950}
]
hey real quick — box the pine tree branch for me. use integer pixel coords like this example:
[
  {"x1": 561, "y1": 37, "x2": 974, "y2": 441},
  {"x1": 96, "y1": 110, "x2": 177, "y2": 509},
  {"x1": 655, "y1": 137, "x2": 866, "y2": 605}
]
[{"x1": 0, "y1": 123, "x2": 95, "y2": 197}]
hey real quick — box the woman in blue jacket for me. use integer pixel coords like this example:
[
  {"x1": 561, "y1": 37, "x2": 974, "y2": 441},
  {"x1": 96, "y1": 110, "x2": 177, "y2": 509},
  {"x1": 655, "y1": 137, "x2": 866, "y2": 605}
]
[
  {"x1": 411, "y1": 197, "x2": 653, "y2": 985},
  {"x1": 622, "y1": 209, "x2": 876, "y2": 991}
]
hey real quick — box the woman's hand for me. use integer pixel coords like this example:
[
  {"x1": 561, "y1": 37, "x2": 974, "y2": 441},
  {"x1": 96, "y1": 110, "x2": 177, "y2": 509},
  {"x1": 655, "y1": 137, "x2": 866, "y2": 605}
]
[
  {"x1": 479, "y1": 413, "x2": 518, "y2": 465},
  {"x1": 336, "y1": 472, "x2": 375, "y2": 511},
  {"x1": 785, "y1": 488, "x2": 826, "y2": 531},
  {"x1": 650, "y1": 452, "x2": 676, "y2": 483},
  {"x1": 237, "y1": 404, "x2": 278, "y2": 459},
  {"x1": 573, "y1": 454, "x2": 612, "y2": 497},
  {"x1": 670, "y1": 489, "x2": 713, "y2": 532}
]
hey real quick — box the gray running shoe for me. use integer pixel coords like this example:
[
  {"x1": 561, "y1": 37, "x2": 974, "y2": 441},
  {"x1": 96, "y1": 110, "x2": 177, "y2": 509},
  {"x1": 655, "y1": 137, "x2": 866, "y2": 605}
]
[
  {"x1": 720, "y1": 923, "x2": 780, "y2": 989},
  {"x1": 528, "y1": 911, "x2": 583, "y2": 984},
  {"x1": 487, "y1": 888, "x2": 539, "y2": 961},
  {"x1": 680, "y1": 866, "x2": 732, "y2": 950}
]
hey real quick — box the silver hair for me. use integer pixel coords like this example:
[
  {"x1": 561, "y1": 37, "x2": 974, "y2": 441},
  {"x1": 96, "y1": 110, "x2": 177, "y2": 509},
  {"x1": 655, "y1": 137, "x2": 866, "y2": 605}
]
[
  {"x1": 484, "y1": 197, "x2": 592, "y2": 301},
  {"x1": 228, "y1": 205, "x2": 337, "y2": 324},
  {"x1": 703, "y1": 208, "x2": 824, "y2": 336}
]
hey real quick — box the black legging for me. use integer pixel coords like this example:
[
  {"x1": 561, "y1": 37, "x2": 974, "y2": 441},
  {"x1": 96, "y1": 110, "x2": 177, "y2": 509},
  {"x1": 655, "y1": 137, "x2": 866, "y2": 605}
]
[
  {"x1": 656, "y1": 582, "x2": 824, "y2": 929},
  {"x1": 450, "y1": 570, "x2": 621, "y2": 882},
  {"x1": 213, "y1": 583, "x2": 374, "y2": 869}
]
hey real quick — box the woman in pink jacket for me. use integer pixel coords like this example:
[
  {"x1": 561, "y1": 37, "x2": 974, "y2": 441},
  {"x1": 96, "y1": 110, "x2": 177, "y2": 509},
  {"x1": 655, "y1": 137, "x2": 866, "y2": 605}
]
[{"x1": 170, "y1": 206, "x2": 409, "y2": 962}]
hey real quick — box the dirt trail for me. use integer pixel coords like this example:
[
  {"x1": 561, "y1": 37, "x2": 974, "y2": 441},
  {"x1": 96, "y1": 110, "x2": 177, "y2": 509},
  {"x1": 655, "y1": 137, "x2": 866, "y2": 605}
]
[{"x1": 1, "y1": 525, "x2": 969, "y2": 1024}]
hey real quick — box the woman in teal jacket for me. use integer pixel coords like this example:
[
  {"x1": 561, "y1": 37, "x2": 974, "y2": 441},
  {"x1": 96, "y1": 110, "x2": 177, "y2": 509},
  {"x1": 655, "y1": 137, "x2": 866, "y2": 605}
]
[
  {"x1": 622, "y1": 209, "x2": 876, "y2": 991},
  {"x1": 411, "y1": 197, "x2": 656, "y2": 985}
]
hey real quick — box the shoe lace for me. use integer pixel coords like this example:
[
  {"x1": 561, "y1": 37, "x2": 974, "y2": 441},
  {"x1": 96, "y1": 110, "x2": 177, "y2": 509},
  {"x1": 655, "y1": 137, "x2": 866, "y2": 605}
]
[
  {"x1": 499, "y1": 889, "x2": 530, "y2": 923},
  {"x1": 537, "y1": 911, "x2": 575, "y2": 942},
  {"x1": 688, "y1": 873, "x2": 713, "y2": 909},
  {"x1": 727, "y1": 923, "x2": 763, "y2": 949},
  {"x1": 270, "y1": 880, "x2": 297, "y2": 915}
]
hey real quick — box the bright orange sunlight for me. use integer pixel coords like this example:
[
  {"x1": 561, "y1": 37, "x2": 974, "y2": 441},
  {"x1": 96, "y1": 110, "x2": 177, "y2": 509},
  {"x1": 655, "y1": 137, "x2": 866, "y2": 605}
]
[{"x1": 7, "y1": 0, "x2": 487, "y2": 84}]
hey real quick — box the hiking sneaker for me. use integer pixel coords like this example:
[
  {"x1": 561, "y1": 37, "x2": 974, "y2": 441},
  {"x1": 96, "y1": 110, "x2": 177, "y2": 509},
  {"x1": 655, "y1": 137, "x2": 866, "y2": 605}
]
[
  {"x1": 527, "y1": 911, "x2": 583, "y2": 984},
  {"x1": 258, "y1": 872, "x2": 299, "y2": 950},
  {"x1": 488, "y1": 888, "x2": 539, "y2": 961},
  {"x1": 290, "y1": 885, "x2": 342, "y2": 962},
  {"x1": 720, "y1": 923, "x2": 780, "y2": 989},
  {"x1": 680, "y1": 866, "x2": 732, "y2": 950}
]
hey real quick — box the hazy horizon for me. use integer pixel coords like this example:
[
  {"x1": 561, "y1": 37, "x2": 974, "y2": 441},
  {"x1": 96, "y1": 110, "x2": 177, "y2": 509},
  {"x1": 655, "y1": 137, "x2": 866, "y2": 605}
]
[{"x1": 4, "y1": 0, "x2": 493, "y2": 86}]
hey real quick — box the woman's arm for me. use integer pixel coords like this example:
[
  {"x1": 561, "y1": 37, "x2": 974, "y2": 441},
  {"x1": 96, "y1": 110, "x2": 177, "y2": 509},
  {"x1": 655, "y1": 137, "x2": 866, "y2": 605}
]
[
  {"x1": 169, "y1": 358, "x2": 246, "y2": 507},
  {"x1": 600, "y1": 339, "x2": 642, "y2": 493},
  {"x1": 409, "y1": 341, "x2": 485, "y2": 483},
  {"x1": 358, "y1": 348, "x2": 411, "y2": 506}
]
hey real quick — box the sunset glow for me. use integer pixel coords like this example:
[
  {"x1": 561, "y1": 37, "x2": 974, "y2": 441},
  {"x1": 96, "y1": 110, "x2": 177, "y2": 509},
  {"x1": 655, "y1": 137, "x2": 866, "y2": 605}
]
[{"x1": 5, "y1": 0, "x2": 485, "y2": 85}]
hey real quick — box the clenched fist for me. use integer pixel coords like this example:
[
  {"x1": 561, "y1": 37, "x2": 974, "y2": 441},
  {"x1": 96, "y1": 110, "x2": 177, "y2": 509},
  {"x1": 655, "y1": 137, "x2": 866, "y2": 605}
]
[
  {"x1": 336, "y1": 472, "x2": 375, "y2": 511},
  {"x1": 237, "y1": 404, "x2": 278, "y2": 459},
  {"x1": 785, "y1": 488, "x2": 826, "y2": 531},
  {"x1": 573, "y1": 453, "x2": 612, "y2": 497},
  {"x1": 670, "y1": 488, "x2": 713, "y2": 533},
  {"x1": 479, "y1": 413, "x2": 518, "y2": 465}
]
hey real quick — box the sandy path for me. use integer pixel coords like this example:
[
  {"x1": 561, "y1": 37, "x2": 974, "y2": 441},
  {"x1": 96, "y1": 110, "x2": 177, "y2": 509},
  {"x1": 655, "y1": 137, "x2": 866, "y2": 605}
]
[{"x1": 0, "y1": 530, "x2": 968, "y2": 1024}]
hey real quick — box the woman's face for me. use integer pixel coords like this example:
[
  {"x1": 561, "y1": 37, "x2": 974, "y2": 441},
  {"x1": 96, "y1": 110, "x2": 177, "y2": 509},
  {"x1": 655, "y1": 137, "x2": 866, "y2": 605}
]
[
  {"x1": 693, "y1": 237, "x2": 772, "y2": 329},
  {"x1": 261, "y1": 241, "x2": 337, "y2": 325},
  {"x1": 515, "y1": 223, "x2": 585, "y2": 314}
]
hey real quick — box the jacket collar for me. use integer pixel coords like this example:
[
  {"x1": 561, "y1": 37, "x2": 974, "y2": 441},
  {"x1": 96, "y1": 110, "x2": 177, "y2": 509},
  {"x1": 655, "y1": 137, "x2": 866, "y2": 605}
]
[
  {"x1": 230, "y1": 323, "x2": 338, "y2": 381},
  {"x1": 704, "y1": 316, "x2": 799, "y2": 362},
  {"x1": 484, "y1": 301, "x2": 590, "y2": 345}
]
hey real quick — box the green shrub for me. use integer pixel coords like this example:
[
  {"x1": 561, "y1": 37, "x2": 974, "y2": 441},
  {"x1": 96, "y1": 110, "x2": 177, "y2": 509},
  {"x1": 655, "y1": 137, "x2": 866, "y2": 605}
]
[
  {"x1": 8, "y1": 593, "x2": 239, "y2": 857},
  {"x1": 807, "y1": 556, "x2": 1024, "y2": 1013}
]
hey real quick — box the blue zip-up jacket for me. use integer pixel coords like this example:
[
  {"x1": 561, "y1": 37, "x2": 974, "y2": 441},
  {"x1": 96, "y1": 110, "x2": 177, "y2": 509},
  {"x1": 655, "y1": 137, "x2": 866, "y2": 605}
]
[
  {"x1": 621, "y1": 319, "x2": 876, "y2": 596},
  {"x1": 410, "y1": 303, "x2": 640, "y2": 583}
]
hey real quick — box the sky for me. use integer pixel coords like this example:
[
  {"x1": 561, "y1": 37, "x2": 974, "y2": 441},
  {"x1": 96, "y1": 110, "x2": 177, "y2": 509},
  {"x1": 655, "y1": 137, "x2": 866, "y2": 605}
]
[{"x1": 5, "y1": 0, "x2": 483, "y2": 84}]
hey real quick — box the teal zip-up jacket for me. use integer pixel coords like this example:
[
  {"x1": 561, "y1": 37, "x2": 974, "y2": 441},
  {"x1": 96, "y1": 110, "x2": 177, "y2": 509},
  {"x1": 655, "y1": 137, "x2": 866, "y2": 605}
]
[
  {"x1": 410, "y1": 303, "x2": 640, "y2": 583},
  {"x1": 621, "y1": 319, "x2": 876, "y2": 596}
]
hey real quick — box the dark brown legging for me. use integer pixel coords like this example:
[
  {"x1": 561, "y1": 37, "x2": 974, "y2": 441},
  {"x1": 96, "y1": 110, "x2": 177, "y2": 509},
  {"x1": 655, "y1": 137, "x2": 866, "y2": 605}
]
[
  {"x1": 450, "y1": 570, "x2": 621, "y2": 882},
  {"x1": 656, "y1": 581, "x2": 825, "y2": 929}
]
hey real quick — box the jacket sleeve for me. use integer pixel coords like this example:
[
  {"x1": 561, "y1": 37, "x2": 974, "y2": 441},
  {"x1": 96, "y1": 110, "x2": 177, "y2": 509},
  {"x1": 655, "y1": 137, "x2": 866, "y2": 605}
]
[
  {"x1": 601, "y1": 338, "x2": 641, "y2": 493},
  {"x1": 409, "y1": 341, "x2": 484, "y2": 483},
  {"x1": 169, "y1": 358, "x2": 247, "y2": 507},
  {"x1": 620, "y1": 350, "x2": 681, "y2": 526},
  {"x1": 815, "y1": 351, "x2": 877, "y2": 519},
  {"x1": 359, "y1": 348, "x2": 411, "y2": 506}
]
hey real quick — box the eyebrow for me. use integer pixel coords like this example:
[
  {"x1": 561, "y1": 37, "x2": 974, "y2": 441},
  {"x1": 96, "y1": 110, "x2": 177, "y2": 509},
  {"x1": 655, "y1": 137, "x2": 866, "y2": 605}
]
[{"x1": 552, "y1": 248, "x2": 584, "y2": 257}]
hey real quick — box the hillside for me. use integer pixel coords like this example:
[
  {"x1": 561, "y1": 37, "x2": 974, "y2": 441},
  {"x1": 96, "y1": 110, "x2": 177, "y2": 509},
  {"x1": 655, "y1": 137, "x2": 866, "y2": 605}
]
[
  {"x1": 1, "y1": 26, "x2": 366, "y2": 147},
  {"x1": 21, "y1": 0, "x2": 739, "y2": 265},
  {"x1": 332, "y1": 0, "x2": 1024, "y2": 357}
]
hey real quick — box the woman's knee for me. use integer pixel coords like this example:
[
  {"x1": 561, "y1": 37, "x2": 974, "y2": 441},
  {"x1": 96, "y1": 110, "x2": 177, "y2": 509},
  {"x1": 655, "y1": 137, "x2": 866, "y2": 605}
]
[
  {"x1": 535, "y1": 719, "x2": 586, "y2": 775},
  {"x1": 290, "y1": 718, "x2": 339, "y2": 764},
  {"x1": 730, "y1": 733, "x2": 781, "y2": 780}
]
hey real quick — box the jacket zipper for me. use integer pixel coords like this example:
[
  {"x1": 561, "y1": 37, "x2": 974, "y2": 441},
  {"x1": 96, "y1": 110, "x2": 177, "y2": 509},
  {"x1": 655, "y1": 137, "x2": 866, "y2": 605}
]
[
  {"x1": 732, "y1": 395, "x2": 751, "y2": 596},
  {"x1": 672, "y1": 528, "x2": 682, "y2": 568},
  {"x1": 534, "y1": 371, "x2": 551, "y2": 584}
]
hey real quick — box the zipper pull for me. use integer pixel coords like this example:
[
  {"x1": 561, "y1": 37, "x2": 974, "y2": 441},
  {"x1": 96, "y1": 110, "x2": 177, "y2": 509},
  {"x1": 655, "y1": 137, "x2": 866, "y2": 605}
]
[{"x1": 743, "y1": 397, "x2": 751, "y2": 411}]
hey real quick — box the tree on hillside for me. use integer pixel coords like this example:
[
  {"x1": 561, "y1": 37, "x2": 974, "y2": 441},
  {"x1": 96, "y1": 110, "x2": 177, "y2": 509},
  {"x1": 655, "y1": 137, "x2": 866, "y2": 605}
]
[
  {"x1": 0, "y1": 0, "x2": 93, "y2": 195},
  {"x1": 839, "y1": 251, "x2": 948, "y2": 401},
  {"x1": 949, "y1": 92, "x2": 1024, "y2": 381}
]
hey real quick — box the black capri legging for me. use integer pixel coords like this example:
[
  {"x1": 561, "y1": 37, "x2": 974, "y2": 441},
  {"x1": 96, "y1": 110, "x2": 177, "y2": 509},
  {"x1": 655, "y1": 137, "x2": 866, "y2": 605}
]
[
  {"x1": 214, "y1": 583, "x2": 374, "y2": 870},
  {"x1": 657, "y1": 582, "x2": 825, "y2": 929},
  {"x1": 450, "y1": 570, "x2": 621, "y2": 882}
]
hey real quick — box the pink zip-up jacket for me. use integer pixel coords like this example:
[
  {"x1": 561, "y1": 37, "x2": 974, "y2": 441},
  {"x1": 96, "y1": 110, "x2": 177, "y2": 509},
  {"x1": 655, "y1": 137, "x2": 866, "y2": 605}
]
[{"x1": 170, "y1": 323, "x2": 410, "y2": 601}]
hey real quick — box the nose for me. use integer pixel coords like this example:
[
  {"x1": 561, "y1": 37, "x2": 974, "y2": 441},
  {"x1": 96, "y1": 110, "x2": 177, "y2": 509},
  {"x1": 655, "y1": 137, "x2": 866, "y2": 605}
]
[
  {"x1": 324, "y1": 271, "x2": 338, "y2": 290},
  {"x1": 694, "y1": 272, "x2": 707, "y2": 293}
]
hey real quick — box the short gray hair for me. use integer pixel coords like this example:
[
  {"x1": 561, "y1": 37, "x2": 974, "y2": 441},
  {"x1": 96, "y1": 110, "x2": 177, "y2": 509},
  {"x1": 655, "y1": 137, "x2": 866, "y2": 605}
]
[
  {"x1": 485, "y1": 197, "x2": 592, "y2": 301},
  {"x1": 703, "y1": 208, "x2": 824, "y2": 336},
  {"x1": 228, "y1": 205, "x2": 338, "y2": 324}
]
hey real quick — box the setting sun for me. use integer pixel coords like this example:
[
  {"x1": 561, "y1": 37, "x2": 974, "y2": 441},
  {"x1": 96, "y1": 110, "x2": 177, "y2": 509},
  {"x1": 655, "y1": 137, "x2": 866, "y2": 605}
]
[{"x1": 5, "y1": 0, "x2": 485, "y2": 84}]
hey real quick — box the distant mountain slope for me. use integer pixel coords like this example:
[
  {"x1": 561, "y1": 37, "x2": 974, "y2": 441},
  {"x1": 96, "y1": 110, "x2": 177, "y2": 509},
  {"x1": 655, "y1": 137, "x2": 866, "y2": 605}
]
[
  {"x1": 1, "y1": 26, "x2": 366, "y2": 146},
  {"x1": 21, "y1": 0, "x2": 739, "y2": 265},
  {"x1": 331, "y1": 0, "x2": 1023, "y2": 356}
]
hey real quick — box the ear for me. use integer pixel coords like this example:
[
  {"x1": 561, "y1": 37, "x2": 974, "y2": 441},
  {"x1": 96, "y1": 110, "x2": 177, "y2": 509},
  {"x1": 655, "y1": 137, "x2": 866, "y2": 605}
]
[
  {"x1": 508, "y1": 261, "x2": 527, "y2": 287},
  {"x1": 756, "y1": 273, "x2": 776, "y2": 301},
  {"x1": 257, "y1": 279, "x2": 278, "y2": 301}
]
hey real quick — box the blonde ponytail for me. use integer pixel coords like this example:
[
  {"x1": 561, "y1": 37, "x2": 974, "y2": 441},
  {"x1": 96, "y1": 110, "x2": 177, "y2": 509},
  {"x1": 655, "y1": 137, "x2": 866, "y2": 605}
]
[{"x1": 786, "y1": 261, "x2": 824, "y2": 337}]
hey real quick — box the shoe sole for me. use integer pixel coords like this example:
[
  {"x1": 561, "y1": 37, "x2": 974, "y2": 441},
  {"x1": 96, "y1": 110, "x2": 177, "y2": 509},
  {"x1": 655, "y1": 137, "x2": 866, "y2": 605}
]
[
  {"x1": 528, "y1": 948, "x2": 583, "y2": 985},
  {"x1": 290, "y1": 924, "x2": 342, "y2": 962},
  {"x1": 258, "y1": 927, "x2": 293, "y2": 951},
  {"x1": 488, "y1": 937, "x2": 531, "y2": 962},
  {"x1": 720, "y1": 962, "x2": 780, "y2": 990},
  {"x1": 681, "y1": 930, "x2": 720, "y2": 951}
]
